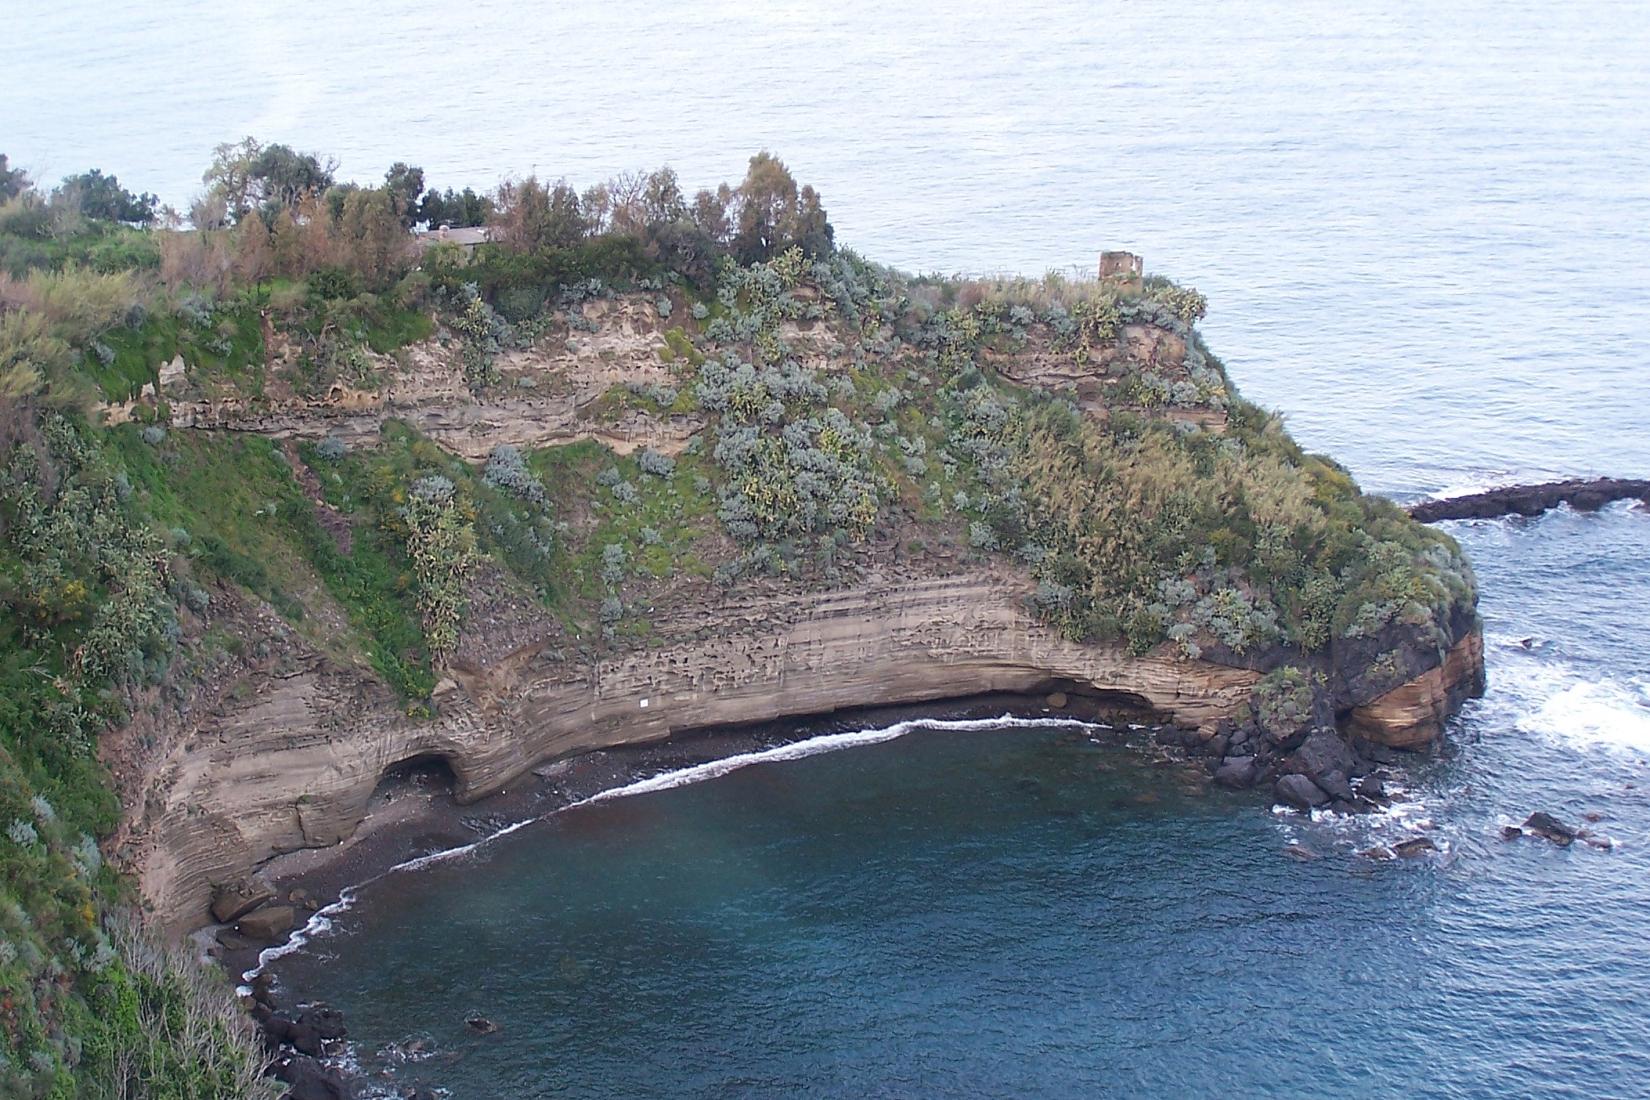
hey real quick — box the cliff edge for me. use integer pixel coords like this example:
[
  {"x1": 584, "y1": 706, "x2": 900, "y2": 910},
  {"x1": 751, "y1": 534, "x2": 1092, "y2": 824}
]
[{"x1": 78, "y1": 253, "x2": 1484, "y2": 930}]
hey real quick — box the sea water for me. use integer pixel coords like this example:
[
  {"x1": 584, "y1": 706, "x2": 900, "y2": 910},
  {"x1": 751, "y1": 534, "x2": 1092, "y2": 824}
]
[{"x1": 7, "y1": 2, "x2": 1649, "y2": 1095}]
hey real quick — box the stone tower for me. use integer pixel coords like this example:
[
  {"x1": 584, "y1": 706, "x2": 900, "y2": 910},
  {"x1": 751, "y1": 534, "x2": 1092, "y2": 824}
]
[{"x1": 1099, "y1": 250, "x2": 1143, "y2": 292}]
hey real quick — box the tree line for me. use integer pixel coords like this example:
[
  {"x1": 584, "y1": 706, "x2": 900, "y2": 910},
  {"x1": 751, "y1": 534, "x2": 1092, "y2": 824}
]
[{"x1": 1, "y1": 141, "x2": 837, "y2": 294}]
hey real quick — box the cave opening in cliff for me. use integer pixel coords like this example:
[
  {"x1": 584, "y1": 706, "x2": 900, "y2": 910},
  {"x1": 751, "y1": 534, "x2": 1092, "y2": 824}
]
[
  {"x1": 373, "y1": 753, "x2": 460, "y2": 801},
  {"x1": 1025, "y1": 678, "x2": 1162, "y2": 724}
]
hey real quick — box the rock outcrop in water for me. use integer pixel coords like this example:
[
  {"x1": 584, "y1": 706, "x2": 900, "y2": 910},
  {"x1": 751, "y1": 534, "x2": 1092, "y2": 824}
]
[
  {"x1": 87, "y1": 270, "x2": 1485, "y2": 934},
  {"x1": 1408, "y1": 477, "x2": 1650, "y2": 523}
]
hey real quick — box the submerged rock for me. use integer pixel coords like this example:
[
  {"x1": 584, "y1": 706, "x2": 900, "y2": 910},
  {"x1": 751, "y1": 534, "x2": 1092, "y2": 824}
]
[
  {"x1": 1393, "y1": 836, "x2": 1437, "y2": 858},
  {"x1": 1522, "y1": 812, "x2": 1578, "y2": 846},
  {"x1": 466, "y1": 1014, "x2": 499, "y2": 1035}
]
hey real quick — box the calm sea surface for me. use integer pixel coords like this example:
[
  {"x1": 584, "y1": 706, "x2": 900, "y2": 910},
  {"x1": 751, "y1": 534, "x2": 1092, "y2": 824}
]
[{"x1": 8, "y1": 3, "x2": 1650, "y2": 1096}]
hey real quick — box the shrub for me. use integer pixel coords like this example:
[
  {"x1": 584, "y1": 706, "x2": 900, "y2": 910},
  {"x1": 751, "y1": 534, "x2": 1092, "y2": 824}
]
[
  {"x1": 482, "y1": 443, "x2": 547, "y2": 505},
  {"x1": 600, "y1": 543, "x2": 627, "y2": 586},
  {"x1": 1253, "y1": 666, "x2": 1319, "y2": 739},
  {"x1": 637, "y1": 448, "x2": 675, "y2": 478},
  {"x1": 398, "y1": 473, "x2": 478, "y2": 659}
]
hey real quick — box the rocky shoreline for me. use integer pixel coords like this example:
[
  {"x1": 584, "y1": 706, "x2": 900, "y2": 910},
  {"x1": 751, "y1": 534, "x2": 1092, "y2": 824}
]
[
  {"x1": 218, "y1": 692, "x2": 1145, "y2": 1097},
  {"x1": 217, "y1": 681, "x2": 1469, "y2": 1099}
]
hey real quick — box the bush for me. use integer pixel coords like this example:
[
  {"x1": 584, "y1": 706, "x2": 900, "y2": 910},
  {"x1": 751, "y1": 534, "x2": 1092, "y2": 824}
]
[
  {"x1": 398, "y1": 473, "x2": 478, "y2": 659},
  {"x1": 637, "y1": 448, "x2": 674, "y2": 478},
  {"x1": 482, "y1": 444, "x2": 547, "y2": 505}
]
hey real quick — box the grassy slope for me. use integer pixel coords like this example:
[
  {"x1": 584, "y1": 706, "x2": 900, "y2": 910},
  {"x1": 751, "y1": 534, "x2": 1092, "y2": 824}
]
[{"x1": 0, "y1": 223, "x2": 1475, "y2": 1097}]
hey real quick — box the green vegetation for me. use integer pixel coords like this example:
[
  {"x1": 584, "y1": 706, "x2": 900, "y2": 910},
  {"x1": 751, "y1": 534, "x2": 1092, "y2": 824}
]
[
  {"x1": 0, "y1": 415, "x2": 273, "y2": 1096},
  {"x1": 0, "y1": 138, "x2": 1474, "y2": 1096}
]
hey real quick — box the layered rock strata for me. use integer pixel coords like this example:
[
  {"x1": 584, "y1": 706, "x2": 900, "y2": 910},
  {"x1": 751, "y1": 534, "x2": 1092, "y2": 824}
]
[{"x1": 125, "y1": 565, "x2": 1480, "y2": 931}]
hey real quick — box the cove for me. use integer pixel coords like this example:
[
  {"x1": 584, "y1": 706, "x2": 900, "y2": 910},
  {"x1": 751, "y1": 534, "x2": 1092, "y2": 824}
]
[{"x1": 264, "y1": 711, "x2": 1640, "y2": 1099}]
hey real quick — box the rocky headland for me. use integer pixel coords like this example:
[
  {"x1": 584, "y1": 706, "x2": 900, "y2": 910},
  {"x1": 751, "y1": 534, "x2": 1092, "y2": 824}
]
[
  {"x1": 87, "y1": 258, "x2": 1485, "y2": 952},
  {"x1": 1408, "y1": 477, "x2": 1650, "y2": 523},
  {"x1": 0, "y1": 151, "x2": 1489, "y2": 1098}
]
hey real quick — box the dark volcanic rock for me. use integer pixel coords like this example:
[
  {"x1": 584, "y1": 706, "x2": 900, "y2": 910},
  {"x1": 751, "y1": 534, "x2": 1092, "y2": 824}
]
[
  {"x1": 299, "y1": 1004, "x2": 348, "y2": 1042},
  {"x1": 1500, "y1": 825, "x2": 1524, "y2": 840},
  {"x1": 1213, "y1": 756, "x2": 1260, "y2": 789},
  {"x1": 1274, "y1": 774, "x2": 1330, "y2": 811},
  {"x1": 272, "y1": 1052, "x2": 354, "y2": 1100},
  {"x1": 1315, "y1": 770, "x2": 1357, "y2": 803},
  {"x1": 1393, "y1": 836, "x2": 1437, "y2": 857},
  {"x1": 466, "y1": 1014, "x2": 499, "y2": 1035},
  {"x1": 1293, "y1": 728, "x2": 1355, "y2": 780},
  {"x1": 210, "y1": 878, "x2": 275, "y2": 924},
  {"x1": 1408, "y1": 477, "x2": 1650, "y2": 523},
  {"x1": 263, "y1": 1010, "x2": 329, "y2": 1057},
  {"x1": 1522, "y1": 811, "x2": 1579, "y2": 846}
]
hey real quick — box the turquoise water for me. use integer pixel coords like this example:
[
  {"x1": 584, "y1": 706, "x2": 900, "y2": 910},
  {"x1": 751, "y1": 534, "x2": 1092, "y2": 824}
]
[
  {"x1": 9, "y1": 1, "x2": 1650, "y2": 1095},
  {"x1": 271, "y1": 501, "x2": 1650, "y2": 1098}
]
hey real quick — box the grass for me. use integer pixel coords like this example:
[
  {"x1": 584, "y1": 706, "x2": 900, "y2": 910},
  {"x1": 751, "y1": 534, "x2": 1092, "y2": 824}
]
[
  {"x1": 110, "y1": 426, "x2": 438, "y2": 700},
  {"x1": 532, "y1": 439, "x2": 718, "y2": 609},
  {"x1": 88, "y1": 306, "x2": 265, "y2": 402}
]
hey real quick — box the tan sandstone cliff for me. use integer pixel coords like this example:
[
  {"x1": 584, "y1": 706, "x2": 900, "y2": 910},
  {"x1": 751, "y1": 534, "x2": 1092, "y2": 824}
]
[{"x1": 99, "y1": 292, "x2": 1483, "y2": 932}]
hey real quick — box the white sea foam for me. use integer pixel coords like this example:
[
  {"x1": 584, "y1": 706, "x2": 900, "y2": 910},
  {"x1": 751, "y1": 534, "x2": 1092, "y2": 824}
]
[
  {"x1": 245, "y1": 714, "x2": 1097, "y2": 980},
  {"x1": 1519, "y1": 676, "x2": 1650, "y2": 753},
  {"x1": 1422, "y1": 469, "x2": 1552, "y2": 502}
]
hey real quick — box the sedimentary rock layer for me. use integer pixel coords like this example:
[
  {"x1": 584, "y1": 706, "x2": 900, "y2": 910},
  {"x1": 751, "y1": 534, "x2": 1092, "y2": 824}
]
[
  {"x1": 129, "y1": 565, "x2": 1480, "y2": 930},
  {"x1": 137, "y1": 571, "x2": 1256, "y2": 927}
]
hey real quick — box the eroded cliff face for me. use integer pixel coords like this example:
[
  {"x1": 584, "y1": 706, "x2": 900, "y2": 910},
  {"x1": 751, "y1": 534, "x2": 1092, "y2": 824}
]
[
  {"x1": 105, "y1": 298, "x2": 705, "y2": 459},
  {"x1": 122, "y1": 569, "x2": 1277, "y2": 929},
  {"x1": 98, "y1": 290, "x2": 1485, "y2": 932},
  {"x1": 121, "y1": 573, "x2": 1479, "y2": 931}
]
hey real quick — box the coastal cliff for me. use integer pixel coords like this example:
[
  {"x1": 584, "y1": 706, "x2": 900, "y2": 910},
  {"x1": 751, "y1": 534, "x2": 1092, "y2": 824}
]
[
  {"x1": 0, "y1": 151, "x2": 1484, "y2": 1097},
  {"x1": 86, "y1": 270, "x2": 1483, "y2": 932}
]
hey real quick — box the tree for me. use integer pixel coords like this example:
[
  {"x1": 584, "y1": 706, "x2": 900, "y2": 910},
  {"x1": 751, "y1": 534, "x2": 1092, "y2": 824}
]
[
  {"x1": 336, "y1": 187, "x2": 411, "y2": 286},
  {"x1": 420, "y1": 187, "x2": 489, "y2": 229},
  {"x1": 690, "y1": 185, "x2": 733, "y2": 245},
  {"x1": 729, "y1": 152, "x2": 834, "y2": 264},
  {"x1": 231, "y1": 212, "x2": 272, "y2": 283},
  {"x1": 491, "y1": 176, "x2": 586, "y2": 253},
  {"x1": 200, "y1": 137, "x2": 262, "y2": 223},
  {"x1": 200, "y1": 137, "x2": 335, "y2": 223},
  {"x1": 0, "y1": 155, "x2": 31, "y2": 202},
  {"x1": 249, "y1": 144, "x2": 336, "y2": 216},
  {"x1": 641, "y1": 168, "x2": 687, "y2": 229},
  {"x1": 55, "y1": 169, "x2": 159, "y2": 224},
  {"x1": 384, "y1": 162, "x2": 426, "y2": 227}
]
